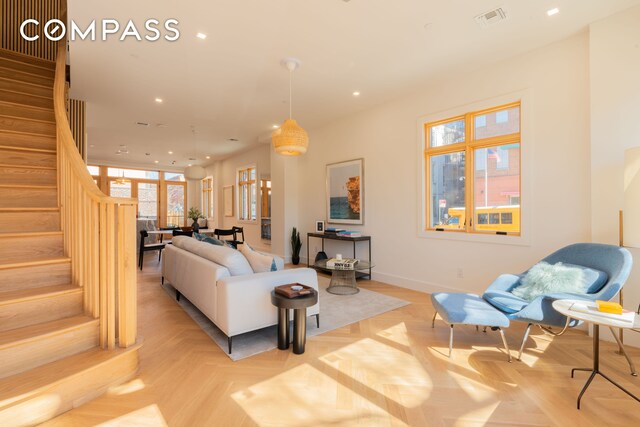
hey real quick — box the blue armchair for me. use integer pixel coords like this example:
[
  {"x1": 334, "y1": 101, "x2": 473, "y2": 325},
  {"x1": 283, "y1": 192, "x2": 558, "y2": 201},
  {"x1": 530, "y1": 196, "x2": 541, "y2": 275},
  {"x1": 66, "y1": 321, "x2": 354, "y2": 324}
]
[{"x1": 482, "y1": 243, "x2": 633, "y2": 362}]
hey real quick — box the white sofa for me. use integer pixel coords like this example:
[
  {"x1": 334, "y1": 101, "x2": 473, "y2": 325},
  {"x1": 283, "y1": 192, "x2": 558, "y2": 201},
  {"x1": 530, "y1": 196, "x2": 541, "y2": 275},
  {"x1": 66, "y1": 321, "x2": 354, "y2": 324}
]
[{"x1": 162, "y1": 236, "x2": 320, "y2": 353}]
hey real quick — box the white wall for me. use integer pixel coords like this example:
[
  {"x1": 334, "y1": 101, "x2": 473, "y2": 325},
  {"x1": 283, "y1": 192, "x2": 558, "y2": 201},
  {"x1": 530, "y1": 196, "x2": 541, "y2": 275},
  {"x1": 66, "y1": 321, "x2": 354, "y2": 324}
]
[
  {"x1": 295, "y1": 32, "x2": 592, "y2": 295},
  {"x1": 590, "y1": 5, "x2": 640, "y2": 346},
  {"x1": 205, "y1": 144, "x2": 271, "y2": 251}
]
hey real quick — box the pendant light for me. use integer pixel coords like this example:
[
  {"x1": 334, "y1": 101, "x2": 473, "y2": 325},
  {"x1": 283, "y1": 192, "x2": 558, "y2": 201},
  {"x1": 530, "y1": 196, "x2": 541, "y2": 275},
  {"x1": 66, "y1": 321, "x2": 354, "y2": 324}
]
[
  {"x1": 115, "y1": 170, "x2": 129, "y2": 185},
  {"x1": 272, "y1": 58, "x2": 309, "y2": 156}
]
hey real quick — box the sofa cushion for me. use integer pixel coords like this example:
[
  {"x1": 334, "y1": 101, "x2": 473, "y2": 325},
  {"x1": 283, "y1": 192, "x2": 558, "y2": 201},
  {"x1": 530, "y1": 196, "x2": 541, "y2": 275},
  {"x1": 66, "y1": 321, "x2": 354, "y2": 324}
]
[
  {"x1": 563, "y1": 263, "x2": 608, "y2": 294},
  {"x1": 431, "y1": 293, "x2": 509, "y2": 327},
  {"x1": 483, "y1": 290, "x2": 529, "y2": 314},
  {"x1": 172, "y1": 236, "x2": 253, "y2": 276},
  {"x1": 240, "y1": 243, "x2": 277, "y2": 273},
  {"x1": 511, "y1": 262, "x2": 598, "y2": 301}
]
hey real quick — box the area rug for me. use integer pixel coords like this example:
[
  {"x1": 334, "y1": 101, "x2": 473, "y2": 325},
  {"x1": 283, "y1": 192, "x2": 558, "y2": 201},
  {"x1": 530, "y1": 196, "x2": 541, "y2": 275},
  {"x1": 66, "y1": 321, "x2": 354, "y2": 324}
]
[{"x1": 161, "y1": 276, "x2": 409, "y2": 361}]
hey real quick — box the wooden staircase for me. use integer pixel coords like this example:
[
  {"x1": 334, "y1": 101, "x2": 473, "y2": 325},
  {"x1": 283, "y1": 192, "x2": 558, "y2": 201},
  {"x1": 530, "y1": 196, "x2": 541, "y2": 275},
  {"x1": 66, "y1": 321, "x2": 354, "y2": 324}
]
[{"x1": 0, "y1": 49, "x2": 140, "y2": 426}]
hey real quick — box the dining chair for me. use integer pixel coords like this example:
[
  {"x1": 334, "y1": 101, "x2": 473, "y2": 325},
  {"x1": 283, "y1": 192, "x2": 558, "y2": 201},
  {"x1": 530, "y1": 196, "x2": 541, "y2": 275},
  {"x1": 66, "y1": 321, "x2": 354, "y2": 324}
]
[
  {"x1": 172, "y1": 229, "x2": 193, "y2": 237},
  {"x1": 138, "y1": 230, "x2": 166, "y2": 270},
  {"x1": 214, "y1": 228, "x2": 238, "y2": 248},
  {"x1": 232, "y1": 226, "x2": 245, "y2": 245}
]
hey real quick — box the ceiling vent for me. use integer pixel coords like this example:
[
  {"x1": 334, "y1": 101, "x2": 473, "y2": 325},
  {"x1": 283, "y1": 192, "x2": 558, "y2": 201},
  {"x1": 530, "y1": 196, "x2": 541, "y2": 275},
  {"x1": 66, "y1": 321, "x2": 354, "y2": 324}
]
[
  {"x1": 136, "y1": 121, "x2": 149, "y2": 127},
  {"x1": 475, "y1": 8, "x2": 507, "y2": 28}
]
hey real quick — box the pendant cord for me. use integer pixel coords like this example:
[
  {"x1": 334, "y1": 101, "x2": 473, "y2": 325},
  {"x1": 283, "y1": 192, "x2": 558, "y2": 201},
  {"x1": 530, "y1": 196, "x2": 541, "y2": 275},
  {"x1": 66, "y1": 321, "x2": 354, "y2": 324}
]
[{"x1": 289, "y1": 69, "x2": 292, "y2": 119}]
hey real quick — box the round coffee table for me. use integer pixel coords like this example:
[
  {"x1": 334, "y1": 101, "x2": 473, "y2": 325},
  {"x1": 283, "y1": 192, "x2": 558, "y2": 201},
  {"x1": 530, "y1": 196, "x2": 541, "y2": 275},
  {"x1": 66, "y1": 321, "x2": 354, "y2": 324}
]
[
  {"x1": 270, "y1": 290, "x2": 318, "y2": 354},
  {"x1": 315, "y1": 259, "x2": 374, "y2": 295}
]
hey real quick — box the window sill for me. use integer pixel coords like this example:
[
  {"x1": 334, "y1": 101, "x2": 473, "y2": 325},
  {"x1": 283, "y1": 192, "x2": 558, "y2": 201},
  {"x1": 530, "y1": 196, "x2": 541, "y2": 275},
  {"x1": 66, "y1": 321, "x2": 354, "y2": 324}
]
[{"x1": 418, "y1": 229, "x2": 530, "y2": 246}]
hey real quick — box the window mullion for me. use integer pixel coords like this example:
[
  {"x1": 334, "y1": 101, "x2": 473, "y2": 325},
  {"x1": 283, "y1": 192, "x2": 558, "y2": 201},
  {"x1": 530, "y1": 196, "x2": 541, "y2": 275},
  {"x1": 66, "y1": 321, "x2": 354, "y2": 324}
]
[{"x1": 464, "y1": 112, "x2": 473, "y2": 233}]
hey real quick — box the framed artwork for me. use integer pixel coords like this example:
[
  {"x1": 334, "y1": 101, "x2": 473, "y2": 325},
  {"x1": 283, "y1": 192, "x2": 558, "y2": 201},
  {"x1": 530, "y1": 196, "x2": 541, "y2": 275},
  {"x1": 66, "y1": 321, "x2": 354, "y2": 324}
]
[
  {"x1": 315, "y1": 220, "x2": 325, "y2": 232},
  {"x1": 223, "y1": 185, "x2": 234, "y2": 217},
  {"x1": 326, "y1": 159, "x2": 364, "y2": 225}
]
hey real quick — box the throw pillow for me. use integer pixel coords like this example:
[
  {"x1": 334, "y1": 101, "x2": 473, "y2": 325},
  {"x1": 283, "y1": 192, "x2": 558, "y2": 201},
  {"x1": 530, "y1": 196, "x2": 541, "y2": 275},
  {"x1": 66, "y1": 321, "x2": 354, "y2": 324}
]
[
  {"x1": 240, "y1": 243, "x2": 277, "y2": 273},
  {"x1": 512, "y1": 262, "x2": 589, "y2": 301},
  {"x1": 194, "y1": 233, "x2": 224, "y2": 246}
]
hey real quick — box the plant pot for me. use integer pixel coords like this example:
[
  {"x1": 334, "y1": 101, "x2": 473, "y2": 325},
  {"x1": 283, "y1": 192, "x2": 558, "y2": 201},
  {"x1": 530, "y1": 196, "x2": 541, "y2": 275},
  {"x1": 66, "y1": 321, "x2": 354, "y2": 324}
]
[
  {"x1": 192, "y1": 220, "x2": 200, "y2": 233},
  {"x1": 292, "y1": 255, "x2": 300, "y2": 265}
]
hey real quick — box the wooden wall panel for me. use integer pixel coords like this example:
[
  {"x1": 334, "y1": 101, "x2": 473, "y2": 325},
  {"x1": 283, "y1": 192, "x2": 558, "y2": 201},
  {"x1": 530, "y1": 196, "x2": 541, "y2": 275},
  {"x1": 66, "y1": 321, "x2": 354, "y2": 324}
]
[{"x1": 1, "y1": 0, "x2": 61, "y2": 61}]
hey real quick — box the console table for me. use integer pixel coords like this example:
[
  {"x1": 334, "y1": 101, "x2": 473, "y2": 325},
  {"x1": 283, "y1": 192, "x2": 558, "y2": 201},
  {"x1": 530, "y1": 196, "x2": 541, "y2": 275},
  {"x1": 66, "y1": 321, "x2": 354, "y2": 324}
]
[{"x1": 306, "y1": 232, "x2": 372, "y2": 280}]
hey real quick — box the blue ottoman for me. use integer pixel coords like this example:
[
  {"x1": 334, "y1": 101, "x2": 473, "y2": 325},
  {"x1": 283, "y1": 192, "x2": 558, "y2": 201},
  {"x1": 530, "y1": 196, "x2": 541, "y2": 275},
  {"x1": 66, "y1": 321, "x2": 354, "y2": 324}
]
[{"x1": 431, "y1": 292, "x2": 511, "y2": 361}]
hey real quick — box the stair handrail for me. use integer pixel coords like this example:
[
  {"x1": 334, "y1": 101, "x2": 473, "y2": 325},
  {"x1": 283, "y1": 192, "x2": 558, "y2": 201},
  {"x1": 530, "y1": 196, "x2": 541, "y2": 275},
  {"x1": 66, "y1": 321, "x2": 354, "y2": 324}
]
[{"x1": 53, "y1": 9, "x2": 138, "y2": 349}]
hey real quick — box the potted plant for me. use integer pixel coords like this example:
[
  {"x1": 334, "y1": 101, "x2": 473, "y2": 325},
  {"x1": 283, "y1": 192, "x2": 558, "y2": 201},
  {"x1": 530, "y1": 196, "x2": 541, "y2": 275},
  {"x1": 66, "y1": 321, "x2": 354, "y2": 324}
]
[
  {"x1": 188, "y1": 207, "x2": 203, "y2": 232},
  {"x1": 291, "y1": 227, "x2": 302, "y2": 265}
]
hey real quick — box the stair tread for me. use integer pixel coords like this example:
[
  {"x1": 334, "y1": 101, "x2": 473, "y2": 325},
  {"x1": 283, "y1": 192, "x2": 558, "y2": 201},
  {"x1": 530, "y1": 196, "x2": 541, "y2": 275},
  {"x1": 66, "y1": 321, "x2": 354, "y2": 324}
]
[
  {"x1": 0, "y1": 207, "x2": 59, "y2": 212},
  {"x1": 0, "y1": 231, "x2": 62, "y2": 238},
  {"x1": 0, "y1": 184, "x2": 56, "y2": 189},
  {"x1": 0, "y1": 315, "x2": 97, "y2": 348},
  {"x1": 0, "y1": 76, "x2": 52, "y2": 91},
  {"x1": 0, "y1": 284, "x2": 79, "y2": 306},
  {"x1": 0, "y1": 257, "x2": 70, "y2": 270},
  {"x1": 0, "y1": 87, "x2": 52, "y2": 100},
  {"x1": 0, "y1": 50, "x2": 56, "y2": 70},
  {"x1": 0, "y1": 100, "x2": 52, "y2": 113},
  {"x1": 0, "y1": 143, "x2": 56, "y2": 154},
  {"x1": 0, "y1": 341, "x2": 141, "y2": 400},
  {"x1": 0, "y1": 112, "x2": 54, "y2": 124}
]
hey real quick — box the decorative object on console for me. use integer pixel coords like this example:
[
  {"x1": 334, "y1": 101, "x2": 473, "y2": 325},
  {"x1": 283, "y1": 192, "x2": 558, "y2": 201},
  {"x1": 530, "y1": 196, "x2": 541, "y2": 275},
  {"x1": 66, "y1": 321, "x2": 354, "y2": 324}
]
[
  {"x1": 188, "y1": 207, "x2": 204, "y2": 232},
  {"x1": 272, "y1": 57, "x2": 309, "y2": 156},
  {"x1": 326, "y1": 258, "x2": 358, "y2": 269},
  {"x1": 327, "y1": 159, "x2": 364, "y2": 225},
  {"x1": 337, "y1": 230, "x2": 362, "y2": 238},
  {"x1": 291, "y1": 227, "x2": 302, "y2": 265}
]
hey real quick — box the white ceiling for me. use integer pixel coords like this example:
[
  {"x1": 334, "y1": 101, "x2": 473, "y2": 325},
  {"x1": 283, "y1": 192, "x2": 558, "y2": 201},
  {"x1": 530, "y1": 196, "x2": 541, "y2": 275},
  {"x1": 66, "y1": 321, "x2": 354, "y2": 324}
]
[{"x1": 68, "y1": 0, "x2": 640, "y2": 170}]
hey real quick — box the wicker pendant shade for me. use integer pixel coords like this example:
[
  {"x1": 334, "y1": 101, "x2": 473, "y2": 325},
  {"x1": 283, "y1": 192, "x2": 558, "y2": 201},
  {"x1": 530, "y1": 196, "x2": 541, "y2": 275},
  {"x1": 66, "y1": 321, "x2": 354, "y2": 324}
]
[
  {"x1": 272, "y1": 119, "x2": 308, "y2": 156},
  {"x1": 272, "y1": 58, "x2": 308, "y2": 156}
]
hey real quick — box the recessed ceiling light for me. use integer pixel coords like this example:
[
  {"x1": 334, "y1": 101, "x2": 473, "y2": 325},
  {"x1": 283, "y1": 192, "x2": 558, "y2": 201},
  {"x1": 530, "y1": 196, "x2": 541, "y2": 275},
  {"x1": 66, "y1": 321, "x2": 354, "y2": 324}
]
[
  {"x1": 154, "y1": 160, "x2": 159, "y2": 164},
  {"x1": 272, "y1": 124, "x2": 279, "y2": 129},
  {"x1": 206, "y1": 156, "x2": 211, "y2": 159},
  {"x1": 547, "y1": 8, "x2": 559, "y2": 16},
  {"x1": 228, "y1": 138, "x2": 238, "y2": 142},
  {"x1": 188, "y1": 164, "x2": 192, "y2": 167},
  {"x1": 352, "y1": 91, "x2": 361, "y2": 97},
  {"x1": 89, "y1": 144, "x2": 95, "y2": 148},
  {"x1": 168, "y1": 151, "x2": 173, "y2": 155},
  {"x1": 196, "y1": 32, "x2": 207, "y2": 40},
  {"x1": 155, "y1": 98, "x2": 163, "y2": 103}
]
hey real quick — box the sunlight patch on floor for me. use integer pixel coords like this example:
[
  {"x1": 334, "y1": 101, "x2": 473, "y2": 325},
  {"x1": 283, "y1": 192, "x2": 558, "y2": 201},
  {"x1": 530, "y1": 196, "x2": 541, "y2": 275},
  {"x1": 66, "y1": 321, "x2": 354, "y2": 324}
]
[
  {"x1": 518, "y1": 334, "x2": 553, "y2": 367},
  {"x1": 95, "y1": 404, "x2": 167, "y2": 427},
  {"x1": 319, "y1": 337, "x2": 432, "y2": 408},
  {"x1": 452, "y1": 401, "x2": 501, "y2": 427},
  {"x1": 107, "y1": 379, "x2": 146, "y2": 396},
  {"x1": 376, "y1": 322, "x2": 411, "y2": 347},
  {"x1": 447, "y1": 370, "x2": 501, "y2": 403},
  {"x1": 231, "y1": 363, "x2": 409, "y2": 427}
]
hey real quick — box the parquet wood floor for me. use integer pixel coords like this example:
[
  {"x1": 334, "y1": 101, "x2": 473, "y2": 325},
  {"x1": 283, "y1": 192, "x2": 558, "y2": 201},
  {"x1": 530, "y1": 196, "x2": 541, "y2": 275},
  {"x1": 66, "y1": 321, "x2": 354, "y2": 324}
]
[{"x1": 43, "y1": 258, "x2": 640, "y2": 426}]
